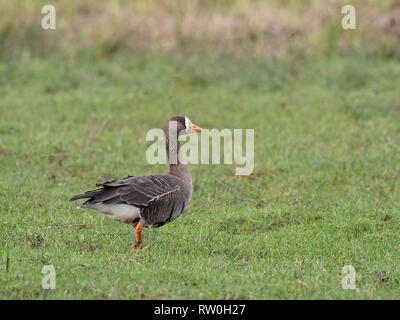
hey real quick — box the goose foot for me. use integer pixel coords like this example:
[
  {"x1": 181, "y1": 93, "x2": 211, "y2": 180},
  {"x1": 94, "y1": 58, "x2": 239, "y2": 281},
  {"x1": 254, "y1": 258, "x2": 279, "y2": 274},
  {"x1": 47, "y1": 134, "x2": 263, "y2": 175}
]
[
  {"x1": 131, "y1": 222, "x2": 144, "y2": 251},
  {"x1": 131, "y1": 242, "x2": 143, "y2": 251}
]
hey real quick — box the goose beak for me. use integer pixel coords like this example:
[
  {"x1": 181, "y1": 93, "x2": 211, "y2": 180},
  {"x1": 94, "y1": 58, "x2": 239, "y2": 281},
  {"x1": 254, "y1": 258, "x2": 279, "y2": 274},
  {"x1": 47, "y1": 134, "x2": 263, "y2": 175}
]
[{"x1": 189, "y1": 122, "x2": 202, "y2": 132}]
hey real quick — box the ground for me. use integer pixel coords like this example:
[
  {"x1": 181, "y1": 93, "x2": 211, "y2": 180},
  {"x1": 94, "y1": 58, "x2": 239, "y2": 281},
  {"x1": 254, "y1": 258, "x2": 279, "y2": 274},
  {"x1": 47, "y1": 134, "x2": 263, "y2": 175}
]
[{"x1": 0, "y1": 53, "x2": 400, "y2": 299}]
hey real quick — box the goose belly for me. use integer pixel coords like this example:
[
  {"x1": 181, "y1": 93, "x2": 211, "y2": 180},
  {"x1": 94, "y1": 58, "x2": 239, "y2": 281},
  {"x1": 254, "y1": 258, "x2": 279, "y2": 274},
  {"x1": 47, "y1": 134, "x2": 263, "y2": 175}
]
[{"x1": 85, "y1": 202, "x2": 141, "y2": 224}]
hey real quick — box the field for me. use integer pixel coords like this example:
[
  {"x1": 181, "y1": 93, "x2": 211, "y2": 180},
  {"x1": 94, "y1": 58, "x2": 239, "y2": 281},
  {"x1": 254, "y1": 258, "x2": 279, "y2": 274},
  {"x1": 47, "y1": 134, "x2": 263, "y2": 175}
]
[{"x1": 1, "y1": 52, "x2": 400, "y2": 299}]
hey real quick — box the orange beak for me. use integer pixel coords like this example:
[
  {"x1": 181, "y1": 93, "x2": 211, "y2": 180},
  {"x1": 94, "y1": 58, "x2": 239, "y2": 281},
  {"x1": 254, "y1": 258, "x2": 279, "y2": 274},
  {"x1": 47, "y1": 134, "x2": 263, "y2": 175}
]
[{"x1": 189, "y1": 122, "x2": 202, "y2": 132}]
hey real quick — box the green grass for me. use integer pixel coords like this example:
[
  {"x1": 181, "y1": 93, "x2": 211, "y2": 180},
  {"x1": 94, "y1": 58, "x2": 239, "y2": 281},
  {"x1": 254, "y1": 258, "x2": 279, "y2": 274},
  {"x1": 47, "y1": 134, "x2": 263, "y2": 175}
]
[{"x1": 1, "y1": 53, "x2": 400, "y2": 299}]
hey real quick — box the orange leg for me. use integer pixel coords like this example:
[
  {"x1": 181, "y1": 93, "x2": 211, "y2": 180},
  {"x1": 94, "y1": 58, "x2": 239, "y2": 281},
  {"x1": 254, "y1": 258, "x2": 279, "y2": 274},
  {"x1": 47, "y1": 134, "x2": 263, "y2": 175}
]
[{"x1": 131, "y1": 222, "x2": 143, "y2": 251}]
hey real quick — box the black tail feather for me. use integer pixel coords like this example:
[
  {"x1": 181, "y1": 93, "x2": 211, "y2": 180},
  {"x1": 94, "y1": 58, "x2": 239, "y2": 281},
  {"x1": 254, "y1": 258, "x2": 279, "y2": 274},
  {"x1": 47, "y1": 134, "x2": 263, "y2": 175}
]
[{"x1": 69, "y1": 191, "x2": 99, "y2": 202}]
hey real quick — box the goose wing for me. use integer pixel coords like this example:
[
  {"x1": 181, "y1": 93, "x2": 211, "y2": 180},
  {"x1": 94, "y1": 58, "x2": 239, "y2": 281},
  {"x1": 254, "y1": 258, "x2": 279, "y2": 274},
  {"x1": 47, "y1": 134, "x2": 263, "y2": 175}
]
[{"x1": 70, "y1": 174, "x2": 181, "y2": 208}]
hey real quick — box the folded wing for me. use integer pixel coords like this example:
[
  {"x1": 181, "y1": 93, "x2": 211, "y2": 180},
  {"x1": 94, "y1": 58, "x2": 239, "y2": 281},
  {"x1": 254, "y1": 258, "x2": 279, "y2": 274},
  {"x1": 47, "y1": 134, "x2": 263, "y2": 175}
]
[{"x1": 70, "y1": 174, "x2": 181, "y2": 208}]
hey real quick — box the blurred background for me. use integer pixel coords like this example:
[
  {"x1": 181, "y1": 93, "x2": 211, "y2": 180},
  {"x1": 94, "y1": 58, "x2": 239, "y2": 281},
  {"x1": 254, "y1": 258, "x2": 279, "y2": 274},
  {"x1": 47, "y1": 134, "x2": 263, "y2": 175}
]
[
  {"x1": 2, "y1": 0, "x2": 400, "y2": 299},
  {"x1": 1, "y1": 0, "x2": 399, "y2": 59}
]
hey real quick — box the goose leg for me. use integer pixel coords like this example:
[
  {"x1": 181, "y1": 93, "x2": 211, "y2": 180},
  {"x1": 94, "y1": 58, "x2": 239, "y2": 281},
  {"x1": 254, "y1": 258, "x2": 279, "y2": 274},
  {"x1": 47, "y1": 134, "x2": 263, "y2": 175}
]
[{"x1": 131, "y1": 222, "x2": 143, "y2": 250}]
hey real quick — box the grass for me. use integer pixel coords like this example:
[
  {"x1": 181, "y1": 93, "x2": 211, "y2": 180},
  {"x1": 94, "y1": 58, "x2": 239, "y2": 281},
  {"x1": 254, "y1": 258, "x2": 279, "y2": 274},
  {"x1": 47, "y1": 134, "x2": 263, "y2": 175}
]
[{"x1": 1, "y1": 52, "x2": 400, "y2": 299}]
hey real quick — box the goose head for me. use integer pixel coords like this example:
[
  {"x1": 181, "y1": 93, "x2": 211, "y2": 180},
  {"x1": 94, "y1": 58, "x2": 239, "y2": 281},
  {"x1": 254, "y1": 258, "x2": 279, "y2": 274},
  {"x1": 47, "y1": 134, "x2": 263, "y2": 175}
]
[{"x1": 164, "y1": 116, "x2": 202, "y2": 136}]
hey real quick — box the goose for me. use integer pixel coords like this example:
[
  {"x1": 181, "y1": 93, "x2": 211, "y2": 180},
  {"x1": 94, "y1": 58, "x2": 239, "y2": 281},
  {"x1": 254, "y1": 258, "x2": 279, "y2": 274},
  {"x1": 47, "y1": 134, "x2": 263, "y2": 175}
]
[{"x1": 70, "y1": 116, "x2": 202, "y2": 250}]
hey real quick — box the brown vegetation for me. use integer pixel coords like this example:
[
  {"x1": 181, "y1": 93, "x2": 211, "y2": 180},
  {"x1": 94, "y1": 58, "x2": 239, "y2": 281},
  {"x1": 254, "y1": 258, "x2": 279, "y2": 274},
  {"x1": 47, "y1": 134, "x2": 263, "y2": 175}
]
[{"x1": 0, "y1": 0, "x2": 399, "y2": 57}]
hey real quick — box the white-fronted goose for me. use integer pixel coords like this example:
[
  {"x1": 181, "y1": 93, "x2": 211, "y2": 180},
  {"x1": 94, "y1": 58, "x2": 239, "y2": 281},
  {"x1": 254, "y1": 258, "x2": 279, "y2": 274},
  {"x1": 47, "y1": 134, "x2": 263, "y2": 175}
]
[{"x1": 70, "y1": 116, "x2": 202, "y2": 250}]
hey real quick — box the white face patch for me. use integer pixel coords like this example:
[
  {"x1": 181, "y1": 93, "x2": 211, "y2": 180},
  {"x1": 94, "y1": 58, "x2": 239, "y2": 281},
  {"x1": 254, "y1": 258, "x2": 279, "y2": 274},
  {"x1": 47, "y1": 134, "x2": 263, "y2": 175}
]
[
  {"x1": 184, "y1": 117, "x2": 191, "y2": 131},
  {"x1": 181, "y1": 116, "x2": 194, "y2": 135}
]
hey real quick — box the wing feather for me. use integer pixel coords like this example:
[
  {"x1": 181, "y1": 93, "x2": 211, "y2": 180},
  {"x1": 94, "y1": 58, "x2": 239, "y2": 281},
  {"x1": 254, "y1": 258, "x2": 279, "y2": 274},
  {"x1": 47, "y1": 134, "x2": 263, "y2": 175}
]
[{"x1": 71, "y1": 174, "x2": 181, "y2": 208}]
